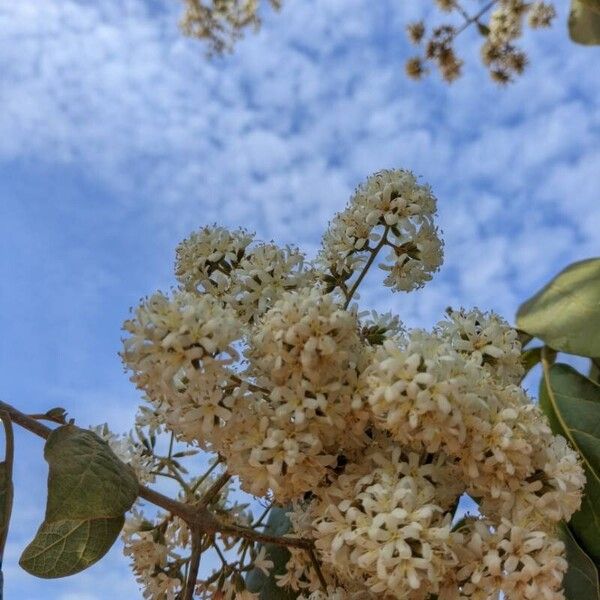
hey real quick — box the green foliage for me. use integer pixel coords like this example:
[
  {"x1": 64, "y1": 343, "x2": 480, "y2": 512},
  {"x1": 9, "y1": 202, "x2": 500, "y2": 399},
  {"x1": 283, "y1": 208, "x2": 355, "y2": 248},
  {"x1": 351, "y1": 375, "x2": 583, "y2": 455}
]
[
  {"x1": 20, "y1": 425, "x2": 139, "y2": 578},
  {"x1": 569, "y1": 0, "x2": 600, "y2": 45},
  {"x1": 561, "y1": 524, "x2": 600, "y2": 599},
  {"x1": 517, "y1": 258, "x2": 600, "y2": 357},
  {"x1": 539, "y1": 364, "x2": 600, "y2": 568},
  {"x1": 245, "y1": 507, "x2": 299, "y2": 600}
]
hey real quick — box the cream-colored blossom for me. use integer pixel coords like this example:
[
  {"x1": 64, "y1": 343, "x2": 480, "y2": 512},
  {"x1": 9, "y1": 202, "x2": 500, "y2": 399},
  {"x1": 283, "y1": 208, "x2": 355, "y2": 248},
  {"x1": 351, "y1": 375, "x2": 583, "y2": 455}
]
[
  {"x1": 221, "y1": 288, "x2": 369, "y2": 500},
  {"x1": 437, "y1": 308, "x2": 523, "y2": 384},
  {"x1": 121, "y1": 291, "x2": 241, "y2": 449},
  {"x1": 176, "y1": 226, "x2": 310, "y2": 322}
]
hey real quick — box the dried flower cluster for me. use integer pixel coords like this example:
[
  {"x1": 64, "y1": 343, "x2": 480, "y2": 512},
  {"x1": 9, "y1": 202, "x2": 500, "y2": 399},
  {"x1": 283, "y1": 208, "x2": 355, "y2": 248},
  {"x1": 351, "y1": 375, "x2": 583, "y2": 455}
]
[
  {"x1": 180, "y1": 0, "x2": 282, "y2": 54},
  {"x1": 120, "y1": 168, "x2": 584, "y2": 599},
  {"x1": 406, "y1": 0, "x2": 556, "y2": 83}
]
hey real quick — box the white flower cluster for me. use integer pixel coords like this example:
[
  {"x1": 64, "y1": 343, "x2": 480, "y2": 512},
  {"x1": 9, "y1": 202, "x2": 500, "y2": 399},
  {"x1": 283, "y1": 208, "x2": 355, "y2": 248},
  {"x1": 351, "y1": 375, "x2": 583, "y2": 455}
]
[
  {"x1": 121, "y1": 168, "x2": 584, "y2": 599},
  {"x1": 319, "y1": 169, "x2": 443, "y2": 293},
  {"x1": 122, "y1": 291, "x2": 241, "y2": 450},
  {"x1": 219, "y1": 287, "x2": 369, "y2": 501},
  {"x1": 123, "y1": 510, "x2": 187, "y2": 600},
  {"x1": 176, "y1": 226, "x2": 310, "y2": 323},
  {"x1": 313, "y1": 440, "x2": 462, "y2": 598}
]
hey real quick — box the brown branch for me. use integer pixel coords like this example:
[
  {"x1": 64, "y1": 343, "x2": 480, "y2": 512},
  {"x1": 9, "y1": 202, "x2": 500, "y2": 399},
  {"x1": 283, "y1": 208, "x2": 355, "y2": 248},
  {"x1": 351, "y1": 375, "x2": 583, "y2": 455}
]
[
  {"x1": 307, "y1": 547, "x2": 328, "y2": 591},
  {"x1": 0, "y1": 399, "x2": 314, "y2": 553},
  {"x1": 218, "y1": 521, "x2": 313, "y2": 549},
  {"x1": 0, "y1": 401, "x2": 52, "y2": 440},
  {"x1": 0, "y1": 411, "x2": 15, "y2": 559},
  {"x1": 183, "y1": 531, "x2": 203, "y2": 600},
  {"x1": 198, "y1": 472, "x2": 231, "y2": 507}
]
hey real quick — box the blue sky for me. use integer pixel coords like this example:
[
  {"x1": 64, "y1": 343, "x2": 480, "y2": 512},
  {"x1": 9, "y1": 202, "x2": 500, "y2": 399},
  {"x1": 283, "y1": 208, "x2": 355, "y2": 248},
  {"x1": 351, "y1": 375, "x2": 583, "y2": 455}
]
[{"x1": 1, "y1": 0, "x2": 599, "y2": 597}]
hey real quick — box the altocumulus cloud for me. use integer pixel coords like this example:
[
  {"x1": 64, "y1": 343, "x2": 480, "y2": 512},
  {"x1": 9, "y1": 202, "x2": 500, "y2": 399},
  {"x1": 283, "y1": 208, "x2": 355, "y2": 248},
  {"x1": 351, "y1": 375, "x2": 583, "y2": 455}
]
[
  {"x1": 0, "y1": 0, "x2": 599, "y2": 597},
  {"x1": 1, "y1": 0, "x2": 598, "y2": 315}
]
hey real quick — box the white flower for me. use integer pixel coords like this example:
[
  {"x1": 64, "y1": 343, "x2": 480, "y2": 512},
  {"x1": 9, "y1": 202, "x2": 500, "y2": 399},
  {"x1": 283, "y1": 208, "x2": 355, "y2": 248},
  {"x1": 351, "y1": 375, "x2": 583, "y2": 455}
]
[{"x1": 253, "y1": 546, "x2": 275, "y2": 576}]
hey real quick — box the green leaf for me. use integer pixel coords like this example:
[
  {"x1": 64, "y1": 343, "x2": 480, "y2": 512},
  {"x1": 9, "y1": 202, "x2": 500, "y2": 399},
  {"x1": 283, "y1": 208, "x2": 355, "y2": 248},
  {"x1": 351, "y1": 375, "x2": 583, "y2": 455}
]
[
  {"x1": 20, "y1": 425, "x2": 139, "y2": 578},
  {"x1": 19, "y1": 517, "x2": 125, "y2": 579},
  {"x1": 561, "y1": 524, "x2": 600, "y2": 599},
  {"x1": 245, "y1": 507, "x2": 299, "y2": 600},
  {"x1": 517, "y1": 258, "x2": 600, "y2": 357},
  {"x1": 539, "y1": 364, "x2": 600, "y2": 562},
  {"x1": 570, "y1": 0, "x2": 600, "y2": 45}
]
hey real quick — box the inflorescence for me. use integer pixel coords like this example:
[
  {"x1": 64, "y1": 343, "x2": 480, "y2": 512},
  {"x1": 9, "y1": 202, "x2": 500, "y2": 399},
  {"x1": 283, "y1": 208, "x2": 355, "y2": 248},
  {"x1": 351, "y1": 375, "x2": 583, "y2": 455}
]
[{"x1": 118, "y1": 168, "x2": 583, "y2": 599}]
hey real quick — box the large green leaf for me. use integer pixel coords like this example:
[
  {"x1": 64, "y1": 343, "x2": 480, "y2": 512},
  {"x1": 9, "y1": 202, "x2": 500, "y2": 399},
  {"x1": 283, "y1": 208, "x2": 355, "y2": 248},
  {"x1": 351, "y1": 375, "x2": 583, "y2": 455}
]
[
  {"x1": 245, "y1": 507, "x2": 299, "y2": 600},
  {"x1": 570, "y1": 0, "x2": 600, "y2": 45},
  {"x1": 561, "y1": 524, "x2": 600, "y2": 599},
  {"x1": 517, "y1": 258, "x2": 600, "y2": 357},
  {"x1": 20, "y1": 425, "x2": 139, "y2": 578},
  {"x1": 539, "y1": 364, "x2": 600, "y2": 562}
]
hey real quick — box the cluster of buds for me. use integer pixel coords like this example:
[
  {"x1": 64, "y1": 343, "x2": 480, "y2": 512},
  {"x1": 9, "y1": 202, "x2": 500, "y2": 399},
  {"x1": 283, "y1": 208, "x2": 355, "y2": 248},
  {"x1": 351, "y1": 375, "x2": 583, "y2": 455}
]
[
  {"x1": 406, "y1": 0, "x2": 556, "y2": 83},
  {"x1": 180, "y1": 0, "x2": 282, "y2": 54}
]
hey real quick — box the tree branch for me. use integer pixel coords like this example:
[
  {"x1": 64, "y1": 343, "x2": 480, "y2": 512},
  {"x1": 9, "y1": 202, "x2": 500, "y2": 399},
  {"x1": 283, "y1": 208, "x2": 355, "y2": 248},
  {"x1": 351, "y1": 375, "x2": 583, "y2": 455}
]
[
  {"x1": 218, "y1": 521, "x2": 313, "y2": 549},
  {"x1": 0, "y1": 412, "x2": 15, "y2": 560},
  {"x1": 183, "y1": 531, "x2": 203, "y2": 600},
  {"x1": 0, "y1": 400, "x2": 314, "y2": 554}
]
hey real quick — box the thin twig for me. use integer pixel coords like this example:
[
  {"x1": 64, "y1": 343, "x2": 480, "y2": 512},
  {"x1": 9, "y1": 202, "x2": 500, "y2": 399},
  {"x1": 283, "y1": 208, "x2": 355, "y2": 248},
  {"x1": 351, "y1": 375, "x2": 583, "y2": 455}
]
[
  {"x1": 183, "y1": 531, "x2": 203, "y2": 600},
  {"x1": 190, "y1": 458, "x2": 223, "y2": 494},
  {"x1": 27, "y1": 413, "x2": 67, "y2": 425},
  {"x1": 343, "y1": 226, "x2": 390, "y2": 309},
  {"x1": 198, "y1": 472, "x2": 231, "y2": 507},
  {"x1": 230, "y1": 374, "x2": 270, "y2": 395},
  {"x1": 0, "y1": 412, "x2": 15, "y2": 559},
  {"x1": 218, "y1": 521, "x2": 312, "y2": 549},
  {"x1": 307, "y1": 547, "x2": 328, "y2": 591},
  {"x1": 454, "y1": 0, "x2": 498, "y2": 36}
]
